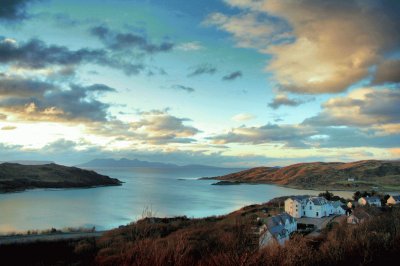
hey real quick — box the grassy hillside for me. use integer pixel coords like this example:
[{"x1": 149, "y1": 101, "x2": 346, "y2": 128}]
[
  {"x1": 209, "y1": 160, "x2": 400, "y2": 191},
  {"x1": 2, "y1": 199, "x2": 400, "y2": 266},
  {"x1": 0, "y1": 163, "x2": 122, "y2": 193}
]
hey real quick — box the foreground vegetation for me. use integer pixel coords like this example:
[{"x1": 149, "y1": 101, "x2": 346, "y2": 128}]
[{"x1": 2, "y1": 197, "x2": 400, "y2": 265}]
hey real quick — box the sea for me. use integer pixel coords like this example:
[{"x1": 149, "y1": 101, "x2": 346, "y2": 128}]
[{"x1": 0, "y1": 167, "x2": 354, "y2": 234}]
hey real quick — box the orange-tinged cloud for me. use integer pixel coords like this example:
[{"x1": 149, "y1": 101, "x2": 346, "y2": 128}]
[
  {"x1": 212, "y1": 0, "x2": 400, "y2": 93},
  {"x1": 303, "y1": 87, "x2": 400, "y2": 134},
  {"x1": 389, "y1": 148, "x2": 400, "y2": 157}
]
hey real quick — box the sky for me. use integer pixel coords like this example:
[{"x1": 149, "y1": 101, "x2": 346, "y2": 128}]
[{"x1": 0, "y1": 0, "x2": 399, "y2": 167}]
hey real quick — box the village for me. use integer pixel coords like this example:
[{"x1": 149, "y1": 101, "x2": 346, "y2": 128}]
[{"x1": 254, "y1": 193, "x2": 400, "y2": 248}]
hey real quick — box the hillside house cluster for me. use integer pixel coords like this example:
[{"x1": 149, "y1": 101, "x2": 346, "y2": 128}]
[
  {"x1": 254, "y1": 194, "x2": 400, "y2": 248},
  {"x1": 257, "y1": 212, "x2": 297, "y2": 248},
  {"x1": 285, "y1": 196, "x2": 347, "y2": 218},
  {"x1": 358, "y1": 196, "x2": 382, "y2": 207}
]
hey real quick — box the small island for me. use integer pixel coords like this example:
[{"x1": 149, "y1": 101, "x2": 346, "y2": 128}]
[{"x1": 0, "y1": 163, "x2": 122, "y2": 193}]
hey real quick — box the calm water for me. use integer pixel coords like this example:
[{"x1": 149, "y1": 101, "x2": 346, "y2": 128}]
[{"x1": 0, "y1": 167, "x2": 353, "y2": 234}]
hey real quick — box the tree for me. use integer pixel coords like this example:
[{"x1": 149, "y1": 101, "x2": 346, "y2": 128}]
[
  {"x1": 361, "y1": 191, "x2": 372, "y2": 198},
  {"x1": 353, "y1": 191, "x2": 361, "y2": 201},
  {"x1": 382, "y1": 194, "x2": 390, "y2": 206},
  {"x1": 319, "y1": 190, "x2": 334, "y2": 200}
]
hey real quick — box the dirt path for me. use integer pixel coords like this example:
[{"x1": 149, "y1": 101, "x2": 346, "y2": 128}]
[{"x1": 0, "y1": 231, "x2": 106, "y2": 245}]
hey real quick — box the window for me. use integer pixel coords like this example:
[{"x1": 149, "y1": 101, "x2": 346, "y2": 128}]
[
  {"x1": 316, "y1": 212, "x2": 319, "y2": 217},
  {"x1": 303, "y1": 211, "x2": 305, "y2": 215},
  {"x1": 309, "y1": 206, "x2": 312, "y2": 210}
]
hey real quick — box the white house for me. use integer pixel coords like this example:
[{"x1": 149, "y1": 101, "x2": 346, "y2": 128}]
[
  {"x1": 285, "y1": 196, "x2": 345, "y2": 218},
  {"x1": 386, "y1": 195, "x2": 400, "y2": 205},
  {"x1": 284, "y1": 195, "x2": 309, "y2": 218},
  {"x1": 358, "y1": 196, "x2": 381, "y2": 207},
  {"x1": 258, "y1": 212, "x2": 297, "y2": 248},
  {"x1": 305, "y1": 197, "x2": 334, "y2": 218}
]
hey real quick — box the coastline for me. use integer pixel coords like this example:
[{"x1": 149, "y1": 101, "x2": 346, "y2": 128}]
[
  {"x1": 0, "y1": 182, "x2": 123, "y2": 194},
  {"x1": 0, "y1": 230, "x2": 107, "y2": 245},
  {"x1": 206, "y1": 178, "x2": 400, "y2": 193}
]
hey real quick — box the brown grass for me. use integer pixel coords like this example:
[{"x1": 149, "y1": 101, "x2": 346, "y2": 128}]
[
  {"x1": 2, "y1": 202, "x2": 399, "y2": 265},
  {"x1": 93, "y1": 206, "x2": 400, "y2": 266}
]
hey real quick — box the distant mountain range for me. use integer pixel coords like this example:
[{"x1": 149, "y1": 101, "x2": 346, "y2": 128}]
[
  {"x1": 78, "y1": 158, "x2": 229, "y2": 169},
  {"x1": 208, "y1": 160, "x2": 400, "y2": 191}
]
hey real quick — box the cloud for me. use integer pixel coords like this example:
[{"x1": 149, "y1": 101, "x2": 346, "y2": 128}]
[
  {"x1": 1, "y1": 125, "x2": 16, "y2": 130},
  {"x1": 129, "y1": 110, "x2": 200, "y2": 144},
  {"x1": 0, "y1": 37, "x2": 103, "y2": 69},
  {"x1": 372, "y1": 60, "x2": 400, "y2": 85},
  {"x1": 307, "y1": 126, "x2": 400, "y2": 149},
  {"x1": 188, "y1": 64, "x2": 217, "y2": 77},
  {"x1": 171, "y1": 84, "x2": 195, "y2": 93},
  {"x1": 0, "y1": 76, "x2": 116, "y2": 122},
  {"x1": 0, "y1": 138, "x2": 278, "y2": 167},
  {"x1": 231, "y1": 113, "x2": 255, "y2": 122},
  {"x1": 176, "y1": 42, "x2": 204, "y2": 51},
  {"x1": 268, "y1": 94, "x2": 308, "y2": 109},
  {"x1": 303, "y1": 88, "x2": 400, "y2": 134},
  {"x1": 81, "y1": 109, "x2": 202, "y2": 145},
  {"x1": 210, "y1": 121, "x2": 400, "y2": 149},
  {"x1": 0, "y1": 37, "x2": 145, "y2": 76},
  {"x1": 205, "y1": 11, "x2": 292, "y2": 50},
  {"x1": 0, "y1": 76, "x2": 56, "y2": 97},
  {"x1": 389, "y1": 148, "x2": 400, "y2": 158},
  {"x1": 90, "y1": 25, "x2": 174, "y2": 53},
  {"x1": 209, "y1": 0, "x2": 400, "y2": 94},
  {"x1": 212, "y1": 87, "x2": 400, "y2": 148},
  {"x1": 222, "y1": 71, "x2": 242, "y2": 81},
  {"x1": 210, "y1": 123, "x2": 315, "y2": 147},
  {"x1": 0, "y1": 0, "x2": 37, "y2": 21}
]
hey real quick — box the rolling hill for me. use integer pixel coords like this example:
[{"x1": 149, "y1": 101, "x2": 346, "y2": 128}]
[{"x1": 208, "y1": 160, "x2": 400, "y2": 191}]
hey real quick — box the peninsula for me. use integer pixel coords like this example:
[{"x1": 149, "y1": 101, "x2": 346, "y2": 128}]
[
  {"x1": 206, "y1": 160, "x2": 400, "y2": 191},
  {"x1": 0, "y1": 163, "x2": 122, "y2": 193}
]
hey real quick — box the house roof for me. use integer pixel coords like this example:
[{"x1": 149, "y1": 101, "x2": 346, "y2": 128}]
[
  {"x1": 287, "y1": 195, "x2": 309, "y2": 202},
  {"x1": 264, "y1": 213, "x2": 296, "y2": 238},
  {"x1": 309, "y1": 197, "x2": 328, "y2": 205},
  {"x1": 265, "y1": 213, "x2": 296, "y2": 226},
  {"x1": 331, "y1": 201, "x2": 346, "y2": 208},
  {"x1": 365, "y1": 196, "x2": 380, "y2": 203},
  {"x1": 266, "y1": 223, "x2": 285, "y2": 238}
]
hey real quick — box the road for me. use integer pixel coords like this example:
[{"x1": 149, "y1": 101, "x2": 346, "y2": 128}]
[{"x1": 0, "y1": 231, "x2": 106, "y2": 245}]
